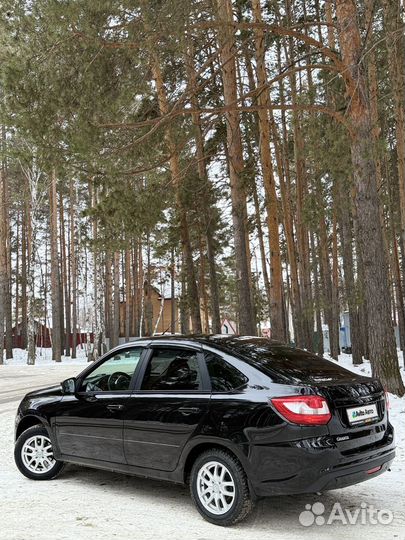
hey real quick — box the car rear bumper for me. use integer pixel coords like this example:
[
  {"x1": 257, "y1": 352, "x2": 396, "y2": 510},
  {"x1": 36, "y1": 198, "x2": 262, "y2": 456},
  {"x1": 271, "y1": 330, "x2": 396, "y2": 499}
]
[{"x1": 249, "y1": 423, "x2": 395, "y2": 497}]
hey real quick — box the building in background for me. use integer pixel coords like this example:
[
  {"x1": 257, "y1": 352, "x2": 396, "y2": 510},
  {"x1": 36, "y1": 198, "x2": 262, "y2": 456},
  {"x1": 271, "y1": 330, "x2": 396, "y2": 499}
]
[
  {"x1": 221, "y1": 318, "x2": 237, "y2": 335},
  {"x1": 119, "y1": 285, "x2": 179, "y2": 338}
]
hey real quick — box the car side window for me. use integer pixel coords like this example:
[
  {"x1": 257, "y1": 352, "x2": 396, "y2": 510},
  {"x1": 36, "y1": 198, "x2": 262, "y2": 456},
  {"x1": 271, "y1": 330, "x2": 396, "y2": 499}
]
[
  {"x1": 204, "y1": 352, "x2": 248, "y2": 391},
  {"x1": 80, "y1": 348, "x2": 143, "y2": 393},
  {"x1": 141, "y1": 348, "x2": 201, "y2": 391}
]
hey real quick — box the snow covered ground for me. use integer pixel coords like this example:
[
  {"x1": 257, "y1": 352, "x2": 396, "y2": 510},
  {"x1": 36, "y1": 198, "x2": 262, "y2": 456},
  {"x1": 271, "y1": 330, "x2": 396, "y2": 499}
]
[
  {"x1": 2, "y1": 346, "x2": 90, "y2": 366},
  {"x1": 0, "y1": 350, "x2": 404, "y2": 539}
]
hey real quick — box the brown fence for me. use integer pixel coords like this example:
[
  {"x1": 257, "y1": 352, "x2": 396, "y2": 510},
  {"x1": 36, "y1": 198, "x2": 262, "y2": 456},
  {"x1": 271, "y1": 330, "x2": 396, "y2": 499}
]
[{"x1": 10, "y1": 332, "x2": 94, "y2": 349}]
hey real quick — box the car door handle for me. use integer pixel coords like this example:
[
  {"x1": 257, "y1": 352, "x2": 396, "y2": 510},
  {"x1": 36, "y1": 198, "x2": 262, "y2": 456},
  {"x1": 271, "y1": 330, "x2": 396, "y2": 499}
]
[
  {"x1": 106, "y1": 404, "x2": 125, "y2": 412},
  {"x1": 179, "y1": 407, "x2": 200, "y2": 415},
  {"x1": 84, "y1": 395, "x2": 98, "y2": 403}
]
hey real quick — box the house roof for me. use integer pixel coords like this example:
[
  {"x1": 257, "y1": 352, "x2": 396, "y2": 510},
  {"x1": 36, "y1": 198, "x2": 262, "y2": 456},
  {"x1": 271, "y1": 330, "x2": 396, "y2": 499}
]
[{"x1": 221, "y1": 318, "x2": 237, "y2": 334}]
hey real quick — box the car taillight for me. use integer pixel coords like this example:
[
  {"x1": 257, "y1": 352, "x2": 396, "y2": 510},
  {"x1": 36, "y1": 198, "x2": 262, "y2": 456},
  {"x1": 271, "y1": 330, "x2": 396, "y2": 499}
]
[{"x1": 270, "y1": 395, "x2": 331, "y2": 425}]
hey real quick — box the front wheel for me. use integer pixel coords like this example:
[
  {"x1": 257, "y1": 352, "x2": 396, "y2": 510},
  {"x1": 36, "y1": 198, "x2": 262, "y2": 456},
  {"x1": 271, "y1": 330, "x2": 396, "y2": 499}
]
[
  {"x1": 14, "y1": 425, "x2": 65, "y2": 480},
  {"x1": 190, "y1": 449, "x2": 253, "y2": 526}
]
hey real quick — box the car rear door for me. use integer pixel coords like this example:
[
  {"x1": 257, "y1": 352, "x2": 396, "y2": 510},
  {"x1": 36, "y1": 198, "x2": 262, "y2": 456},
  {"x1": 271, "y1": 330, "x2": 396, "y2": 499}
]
[
  {"x1": 55, "y1": 346, "x2": 146, "y2": 464},
  {"x1": 123, "y1": 343, "x2": 211, "y2": 471}
]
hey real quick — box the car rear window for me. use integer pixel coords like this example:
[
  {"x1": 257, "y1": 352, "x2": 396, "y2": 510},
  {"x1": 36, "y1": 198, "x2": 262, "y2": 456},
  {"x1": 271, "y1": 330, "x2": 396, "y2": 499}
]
[{"x1": 218, "y1": 338, "x2": 360, "y2": 385}]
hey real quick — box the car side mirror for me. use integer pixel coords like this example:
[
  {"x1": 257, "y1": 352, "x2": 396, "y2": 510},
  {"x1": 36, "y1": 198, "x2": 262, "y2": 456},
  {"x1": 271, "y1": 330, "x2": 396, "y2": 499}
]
[{"x1": 61, "y1": 377, "x2": 77, "y2": 395}]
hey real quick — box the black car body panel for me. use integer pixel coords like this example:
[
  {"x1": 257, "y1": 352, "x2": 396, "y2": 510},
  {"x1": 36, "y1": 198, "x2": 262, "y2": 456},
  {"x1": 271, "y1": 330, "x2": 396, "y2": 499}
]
[
  {"x1": 15, "y1": 336, "x2": 396, "y2": 497},
  {"x1": 123, "y1": 391, "x2": 211, "y2": 471}
]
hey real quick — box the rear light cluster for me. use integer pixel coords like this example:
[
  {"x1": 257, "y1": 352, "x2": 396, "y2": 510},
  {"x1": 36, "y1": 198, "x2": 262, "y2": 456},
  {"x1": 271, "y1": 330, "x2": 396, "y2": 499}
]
[{"x1": 271, "y1": 395, "x2": 331, "y2": 425}]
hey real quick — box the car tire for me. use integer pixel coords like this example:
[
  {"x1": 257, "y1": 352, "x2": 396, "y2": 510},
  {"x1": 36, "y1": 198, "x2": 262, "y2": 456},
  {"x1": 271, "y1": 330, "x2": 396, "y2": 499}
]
[
  {"x1": 15, "y1": 425, "x2": 65, "y2": 480},
  {"x1": 190, "y1": 449, "x2": 253, "y2": 526}
]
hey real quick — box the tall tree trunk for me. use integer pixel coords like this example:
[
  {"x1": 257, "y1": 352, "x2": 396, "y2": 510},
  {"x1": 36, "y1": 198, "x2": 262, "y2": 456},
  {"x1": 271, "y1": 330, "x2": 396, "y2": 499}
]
[
  {"x1": 331, "y1": 209, "x2": 341, "y2": 358},
  {"x1": 310, "y1": 233, "x2": 324, "y2": 356},
  {"x1": 145, "y1": 236, "x2": 153, "y2": 337},
  {"x1": 125, "y1": 247, "x2": 131, "y2": 342},
  {"x1": 141, "y1": 12, "x2": 201, "y2": 334},
  {"x1": 338, "y1": 179, "x2": 363, "y2": 364},
  {"x1": 58, "y1": 190, "x2": 65, "y2": 357},
  {"x1": 318, "y1": 210, "x2": 337, "y2": 358},
  {"x1": 215, "y1": 0, "x2": 255, "y2": 335},
  {"x1": 15, "y1": 210, "x2": 20, "y2": 338},
  {"x1": 69, "y1": 178, "x2": 77, "y2": 358},
  {"x1": 241, "y1": 43, "x2": 273, "y2": 331},
  {"x1": 180, "y1": 252, "x2": 190, "y2": 334},
  {"x1": 186, "y1": 44, "x2": 221, "y2": 334},
  {"x1": 365, "y1": 0, "x2": 390, "y2": 261},
  {"x1": 104, "y1": 252, "x2": 113, "y2": 344},
  {"x1": 111, "y1": 251, "x2": 120, "y2": 347},
  {"x1": 252, "y1": 184, "x2": 271, "y2": 320},
  {"x1": 2, "y1": 160, "x2": 13, "y2": 359},
  {"x1": 382, "y1": 0, "x2": 405, "y2": 290},
  {"x1": 26, "y1": 173, "x2": 36, "y2": 365},
  {"x1": 336, "y1": 0, "x2": 404, "y2": 395},
  {"x1": 251, "y1": 0, "x2": 285, "y2": 341},
  {"x1": 285, "y1": 0, "x2": 313, "y2": 349},
  {"x1": 353, "y1": 204, "x2": 370, "y2": 360},
  {"x1": 170, "y1": 248, "x2": 176, "y2": 334},
  {"x1": 0, "y1": 170, "x2": 6, "y2": 364},
  {"x1": 274, "y1": 38, "x2": 301, "y2": 345},
  {"x1": 137, "y1": 243, "x2": 144, "y2": 336},
  {"x1": 21, "y1": 201, "x2": 27, "y2": 349},
  {"x1": 90, "y1": 182, "x2": 104, "y2": 358},
  {"x1": 206, "y1": 232, "x2": 221, "y2": 334},
  {"x1": 49, "y1": 170, "x2": 62, "y2": 362},
  {"x1": 138, "y1": 244, "x2": 146, "y2": 337},
  {"x1": 60, "y1": 188, "x2": 70, "y2": 356},
  {"x1": 391, "y1": 227, "x2": 405, "y2": 351},
  {"x1": 132, "y1": 241, "x2": 139, "y2": 337},
  {"x1": 198, "y1": 236, "x2": 210, "y2": 333},
  {"x1": 317, "y1": 208, "x2": 332, "y2": 357}
]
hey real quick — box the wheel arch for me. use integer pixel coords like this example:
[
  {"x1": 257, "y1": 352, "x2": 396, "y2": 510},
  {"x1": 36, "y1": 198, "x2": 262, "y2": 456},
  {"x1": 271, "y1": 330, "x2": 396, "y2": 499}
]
[
  {"x1": 15, "y1": 414, "x2": 51, "y2": 441},
  {"x1": 181, "y1": 439, "x2": 249, "y2": 484}
]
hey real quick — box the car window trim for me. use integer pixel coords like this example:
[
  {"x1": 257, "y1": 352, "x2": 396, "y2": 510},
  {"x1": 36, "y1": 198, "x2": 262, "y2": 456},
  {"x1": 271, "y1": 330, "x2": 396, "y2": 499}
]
[
  {"x1": 133, "y1": 345, "x2": 211, "y2": 393},
  {"x1": 130, "y1": 390, "x2": 212, "y2": 396}
]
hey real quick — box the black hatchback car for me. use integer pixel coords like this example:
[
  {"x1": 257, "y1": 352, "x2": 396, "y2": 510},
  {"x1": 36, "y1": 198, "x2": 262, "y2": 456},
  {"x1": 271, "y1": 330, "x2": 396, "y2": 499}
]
[{"x1": 14, "y1": 336, "x2": 395, "y2": 526}]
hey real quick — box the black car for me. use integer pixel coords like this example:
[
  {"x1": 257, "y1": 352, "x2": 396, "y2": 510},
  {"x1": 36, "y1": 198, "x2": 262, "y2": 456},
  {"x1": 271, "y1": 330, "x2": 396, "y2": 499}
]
[{"x1": 14, "y1": 336, "x2": 395, "y2": 526}]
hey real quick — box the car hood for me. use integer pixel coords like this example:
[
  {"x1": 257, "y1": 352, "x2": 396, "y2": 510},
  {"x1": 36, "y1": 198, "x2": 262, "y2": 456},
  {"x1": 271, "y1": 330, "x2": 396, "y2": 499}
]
[
  {"x1": 25, "y1": 384, "x2": 63, "y2": 399},
  {"x1": 19, "y1": 385, "x2": 64, "y2": 410},
  {"x1": 17, "y1": 384, "x2": 64, "y2": 415}
]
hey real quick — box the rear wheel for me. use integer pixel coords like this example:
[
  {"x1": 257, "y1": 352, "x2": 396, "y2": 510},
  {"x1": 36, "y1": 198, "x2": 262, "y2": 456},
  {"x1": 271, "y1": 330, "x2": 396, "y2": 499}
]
[
  {"x1": 15, "y1": 425, "x2": 65, "y2": 480},
  {"x1": 190, "y1": 449, "x2": 253, "y2": 526}
]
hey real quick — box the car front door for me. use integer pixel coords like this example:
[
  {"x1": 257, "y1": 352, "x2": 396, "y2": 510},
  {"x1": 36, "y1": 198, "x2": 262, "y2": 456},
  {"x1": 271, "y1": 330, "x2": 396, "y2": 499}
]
[
  {"x1": 123, "y1": 345, "x2": 210, "y2": 471},
  {"x1": 55, "y1": 346, "x2": 145, "y2": 464}
]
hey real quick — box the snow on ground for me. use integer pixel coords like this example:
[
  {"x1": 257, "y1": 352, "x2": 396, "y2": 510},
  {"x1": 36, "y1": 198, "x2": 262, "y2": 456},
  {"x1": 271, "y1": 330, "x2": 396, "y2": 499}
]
[
  {"x1": 0, "y1": 350, "x2": 404, "y2": 540},
  {"x1": 2, "y1": 346, "x2": 90, "y2": 366}
]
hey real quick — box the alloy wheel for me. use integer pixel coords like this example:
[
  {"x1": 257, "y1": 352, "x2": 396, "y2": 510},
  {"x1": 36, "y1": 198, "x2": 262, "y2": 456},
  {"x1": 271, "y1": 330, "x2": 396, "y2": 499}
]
[
  {"x1": 196, "y1": 460, "x2": 236, "y2": 515},
  {"x1": 21, "y1": 435, "x2": 56, "y2": 474}
]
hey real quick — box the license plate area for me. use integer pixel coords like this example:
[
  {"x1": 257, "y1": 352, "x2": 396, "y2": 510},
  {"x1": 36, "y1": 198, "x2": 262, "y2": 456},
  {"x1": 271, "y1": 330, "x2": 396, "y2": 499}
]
[{"x1": 346, "y1": 403, "x2": 379, "y2": 425}]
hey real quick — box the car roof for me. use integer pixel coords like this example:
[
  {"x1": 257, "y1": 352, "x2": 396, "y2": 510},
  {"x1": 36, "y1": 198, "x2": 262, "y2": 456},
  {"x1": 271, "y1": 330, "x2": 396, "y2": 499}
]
[{"x1": 121, "y1": 334, "x2": 283, "y2": 351}]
